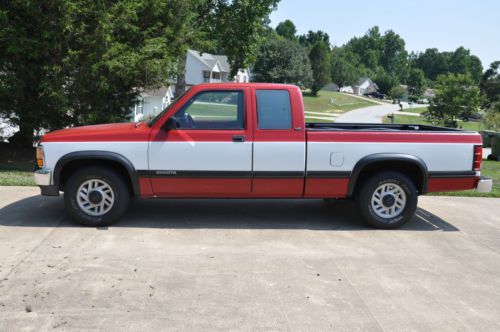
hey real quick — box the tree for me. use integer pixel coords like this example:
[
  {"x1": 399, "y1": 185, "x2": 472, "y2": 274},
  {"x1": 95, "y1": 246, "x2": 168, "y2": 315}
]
[
  {"x1": 309, "y1": 41, "x2": 331, "y2": 95},
  {"x1": 424, "y1": 74, "x2": 483, "y2": 128},
  {"x1": 330, "y1": 48, "x2": 359, "y2": 87},
  {"x1": 0, "y1": 1, "x2": 72, "y2": 146},
  {"x1": 389, "y1": 86, "x2": 406, "y2": 100},
  {"x1": 407, "y1": 68, "x2": 426, "y2": 98},
  {"x1": 253, "y1": 32, "x2": 312, "y2": 86},
  {"x1": 66, "y1": 0, "x2": 194, "y2": 126},
  {"x1": 298, "y1": 30, "x2": 330, "y2": 48},
  {"x1": 201, "y1": 0, "x2": 279, "y2": 75},
  {"x1": 480, "y1": 61, "x2": 500, "y2": 106},
  {"x1": 412, "y1": 48, "x2": 450, "y2": 81},
  {"x1": 380, "y1": 29, "x2": 408, "y2": 80},
  {"x1": 275, "y1": 19, "x2": 296, "y2": 40},
  {"x1": 413, "y1": 47, "x2": 483, "y2": 83},
  {"x1": 483, "y1": 103, "x2": 500, "y2": 132},
  {"x1": 449, "y1": 47, "x2": 483, "y2": 83},
  {"x1": 374, "y1": 71, "x2": 399, "y2": 95}
]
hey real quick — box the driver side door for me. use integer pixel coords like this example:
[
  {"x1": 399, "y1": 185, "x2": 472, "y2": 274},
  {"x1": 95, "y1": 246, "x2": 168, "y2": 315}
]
[{"x1": 148, "y1": 88, "x2": 253, "y2": 197}]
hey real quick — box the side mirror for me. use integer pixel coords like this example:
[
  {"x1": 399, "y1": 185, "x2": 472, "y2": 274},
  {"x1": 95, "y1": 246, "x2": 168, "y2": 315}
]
[{"x1": 163, "y1": 117, "x2": 178, "y2": 131}]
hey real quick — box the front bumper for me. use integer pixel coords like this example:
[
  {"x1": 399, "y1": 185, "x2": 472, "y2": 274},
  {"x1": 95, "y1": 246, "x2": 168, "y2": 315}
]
[
  {"x1": 34, "y1": 168, "x2": 51, "y2": 186},
  {"x1": 477, "y1": 176, "x2": 493, "y2": 193},
  {"x1": 34, "y1": 168, "x2": 59, "y2": 196}
]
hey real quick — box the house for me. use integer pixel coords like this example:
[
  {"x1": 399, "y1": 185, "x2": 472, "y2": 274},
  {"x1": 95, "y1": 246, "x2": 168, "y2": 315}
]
[
  {"x1": 131, "y1": 49, "x2": 250, "y2": 121},
  {"x1": 340, "y1": 86, "x2": 354, "y2": 94},
  {"x1": 185, "y1": 49, "x2": 250, "y2": 87},
  {"x1": 353, "y1": 78, "x2": 379, "y2": 96},
  {"x1": 132, "y1": 86, "x2": 175, "y2": 122},
  {"x1": 423, "y1": 88, "x2": 436, "y2": 99}
]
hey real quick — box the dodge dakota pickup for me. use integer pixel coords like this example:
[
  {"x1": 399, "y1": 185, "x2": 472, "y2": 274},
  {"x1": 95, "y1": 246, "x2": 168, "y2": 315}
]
[{"x1": 34, "y1": 83, "x2": 492, "y2": 228}]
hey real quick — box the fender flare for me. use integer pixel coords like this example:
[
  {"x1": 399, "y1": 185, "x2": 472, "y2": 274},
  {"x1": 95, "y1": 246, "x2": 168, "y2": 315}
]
[
  {"x1": 53, "y1": 151, "x2": 140, "y2": 195},
  {"x1": 347, "y1": 153, "x2": 429, "y2": 196}
]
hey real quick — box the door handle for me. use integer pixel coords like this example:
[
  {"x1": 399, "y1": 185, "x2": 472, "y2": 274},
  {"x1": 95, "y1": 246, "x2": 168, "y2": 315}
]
[{"x1": 232, "y1": 135, "x2": 245, "y2": 142}]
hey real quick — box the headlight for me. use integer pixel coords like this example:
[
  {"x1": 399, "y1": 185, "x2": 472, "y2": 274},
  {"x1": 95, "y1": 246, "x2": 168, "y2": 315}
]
[{"x1": 36, "y1": 145, "x2": 45, "y2": 168}]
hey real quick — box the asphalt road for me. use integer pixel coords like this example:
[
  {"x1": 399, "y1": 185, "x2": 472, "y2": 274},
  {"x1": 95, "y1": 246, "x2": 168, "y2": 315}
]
[
  {"x1": 336, "y1": 102, "x2": 428, "y2": 123},
  {"x1": 0, "y1": 186, "x2": 499, "y2": 331}
]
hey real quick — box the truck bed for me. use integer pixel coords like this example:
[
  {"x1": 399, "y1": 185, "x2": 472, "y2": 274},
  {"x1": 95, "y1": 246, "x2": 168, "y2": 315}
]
[{"x1": 306, "y1": 123, "x2": 467, "y2": 132}]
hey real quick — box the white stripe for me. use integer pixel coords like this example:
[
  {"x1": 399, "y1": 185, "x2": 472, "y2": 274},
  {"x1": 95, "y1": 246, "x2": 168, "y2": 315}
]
[
  {"x1": 253, "y1": 142, "x2": 305, "y2": 172},
  {"x1": 307, "y1": 142, "x2": 474, "y2": 172},
  {"x1": 42, "y1": 142, "x2": 149, "y2": 185},
  {"x1": 43, "y1": 142, "x2": 149, "y2": 171},
  {"x1": 148, "y1": 141, "x2": 252, "y2": 171}
]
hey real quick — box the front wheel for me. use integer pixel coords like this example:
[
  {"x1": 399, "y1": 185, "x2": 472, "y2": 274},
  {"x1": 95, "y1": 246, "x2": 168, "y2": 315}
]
[
  {"x1": 64, "y1": 167, "x2": 131, "y2": 227},
  {"x1": 356, "y1": 171, "x2": 417, "y2": 229}
]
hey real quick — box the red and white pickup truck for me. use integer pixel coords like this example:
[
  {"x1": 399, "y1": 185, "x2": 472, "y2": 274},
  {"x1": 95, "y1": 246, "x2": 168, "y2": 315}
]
[{"x1": 34, "y1": 83, "x2": 492, "y2": 228}]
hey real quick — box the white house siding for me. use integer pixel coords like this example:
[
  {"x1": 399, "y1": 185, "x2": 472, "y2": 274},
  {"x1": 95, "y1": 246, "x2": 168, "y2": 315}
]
[
  {"x1": 185, "y1": 51, "x2": 210, "y2": 86},
  {"x1": 340, "y1": 86, "x2": 354, "y2": 93},
  {"x1": 235, "y1": 69, "x2": 250, "y2": 83}
]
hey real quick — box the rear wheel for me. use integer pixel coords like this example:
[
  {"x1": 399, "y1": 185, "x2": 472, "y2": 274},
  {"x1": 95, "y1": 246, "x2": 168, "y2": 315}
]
[
  {"x1": 64, "y1": 167, "x2": 131, "y2": 227},
  {"x1": 356, "y1": 171, "x2": 417, "y2": 229}
]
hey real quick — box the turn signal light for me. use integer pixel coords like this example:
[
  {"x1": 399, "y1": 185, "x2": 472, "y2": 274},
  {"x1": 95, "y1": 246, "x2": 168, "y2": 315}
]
[
  {"x1": 473, "y1": 145, "x2": 482, "y2": 171},
  {"x1": 36, "y1": 146, "x2": 45, "y2": 168}
]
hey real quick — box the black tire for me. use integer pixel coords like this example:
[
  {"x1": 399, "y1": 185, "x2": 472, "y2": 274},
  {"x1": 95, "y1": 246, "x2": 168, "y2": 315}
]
[
  {"x1": 356, "y1": 171, "x2": 417, "y2": 229},
  {"x1": 63, "y1": 166, "x2": 131, "y2": 227}
]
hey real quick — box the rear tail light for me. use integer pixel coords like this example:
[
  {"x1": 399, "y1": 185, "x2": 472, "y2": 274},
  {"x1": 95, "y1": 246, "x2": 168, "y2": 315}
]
[
  {"x1": 473, "y1": 145, "x2": 482, "y2": 171},
  {"x1": 36, "y1": 146, "x2": 45, "y2": 168}
]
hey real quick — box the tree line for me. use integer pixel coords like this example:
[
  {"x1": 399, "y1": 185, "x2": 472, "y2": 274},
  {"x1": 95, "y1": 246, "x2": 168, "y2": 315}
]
[{"x1": 252, "y1": 20, "x2": 499, "y2": 129}]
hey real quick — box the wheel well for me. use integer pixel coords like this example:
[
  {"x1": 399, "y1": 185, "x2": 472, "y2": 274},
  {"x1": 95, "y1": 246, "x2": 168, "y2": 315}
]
[
  {"x1": 58, "y1": 159, "x2": 135, "y2": 195},
  {"x1": 352, "y1": 161, "x2": 425, "y2": 195}
]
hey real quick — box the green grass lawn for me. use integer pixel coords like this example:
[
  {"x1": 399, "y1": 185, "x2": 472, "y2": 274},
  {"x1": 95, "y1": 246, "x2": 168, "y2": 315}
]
[
  {"x1": 303, "y1": 90, "x2": 377, "y2": 123},
  {"x1": 303, "y1": 90, "x2": 377, "y2": 113},
  {"x1": 427, "y1": 160, "x2": 500, "y2": 198},
  {"x1": 402, "y1": 106, "x2": 428, "y2": 114},
  {"x1": 0, "y1": 162, "x2": 35, "y2": 186},
  {"x1": 187, "y1": 102, "x2": 237, "y2": 120},
  {"x1": 383, "y1": 113, "x2": 484, "y2": 131}
]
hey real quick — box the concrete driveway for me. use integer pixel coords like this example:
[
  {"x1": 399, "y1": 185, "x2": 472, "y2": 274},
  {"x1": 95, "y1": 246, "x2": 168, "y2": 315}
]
[
  {"x1": 336, "y1": 102, "x2": 428, "y2": 123},
  {"x1": 0, "y1": 186, "x2": 499, "y2": 331}
]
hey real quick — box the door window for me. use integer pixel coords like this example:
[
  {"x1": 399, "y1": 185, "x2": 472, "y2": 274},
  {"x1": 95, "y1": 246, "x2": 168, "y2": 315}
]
[{"x1": 172, "y1": 91, "x2": 244, "y2": 130}]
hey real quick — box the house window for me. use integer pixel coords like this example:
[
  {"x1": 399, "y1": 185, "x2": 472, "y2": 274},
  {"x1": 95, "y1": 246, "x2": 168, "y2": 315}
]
[
  {"x1": 203, "y1": 71, "x2": 210, "y2": 79},
  {"x1": 212, "y1": 72, "x2": 221, "y2": 80}
]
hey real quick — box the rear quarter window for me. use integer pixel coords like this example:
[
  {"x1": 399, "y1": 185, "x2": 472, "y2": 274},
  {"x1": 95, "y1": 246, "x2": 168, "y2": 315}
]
[{"x1": 256, "y1": 90, "x2": 292, "y2": 130}]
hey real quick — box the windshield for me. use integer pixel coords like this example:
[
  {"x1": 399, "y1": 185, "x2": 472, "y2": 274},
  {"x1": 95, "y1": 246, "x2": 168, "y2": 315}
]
[{"x1": 147, "y1": 89, "x2": 189, "y2": 126}]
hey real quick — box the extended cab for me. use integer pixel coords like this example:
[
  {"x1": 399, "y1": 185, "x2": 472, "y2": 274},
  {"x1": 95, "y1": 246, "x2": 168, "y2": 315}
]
[{"x1": 34, "y1": 83, "x2": 492, "y2": 228}]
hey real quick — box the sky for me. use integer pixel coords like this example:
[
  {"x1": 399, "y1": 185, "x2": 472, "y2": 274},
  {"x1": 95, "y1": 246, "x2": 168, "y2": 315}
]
[{"x1": 270, "y1": 0, "x2": 499, "y2": 69}]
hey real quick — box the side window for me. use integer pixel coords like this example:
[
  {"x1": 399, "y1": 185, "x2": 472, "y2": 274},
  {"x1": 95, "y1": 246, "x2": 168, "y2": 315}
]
[
  {"x1": 256, "y1": 90, "x2": 292, "y2": 130},
  {"x1": 173, "y1": 91, "x2": 244, "y2": 130}
]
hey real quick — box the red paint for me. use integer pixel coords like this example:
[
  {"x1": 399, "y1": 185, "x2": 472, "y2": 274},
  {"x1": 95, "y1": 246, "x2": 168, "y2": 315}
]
[
  {"x1": 41, "y1": 122, "x2": 151, "y2": 143},
  {"x1": 304, "y1": 178, "x2": 350, "y2": 198},
  {"x1": 149, "y1": 178, "x2": 251, "y2": 197},
  {"x1": 252, "y1": 178, "x2": 304, "y2": 197},
  {"x1": 307, "y1": 131, "x2": 482, "y2": 144},
  {"x1": 427, "y1": 177, "x2": 478, "y2": 193},
  {"x1": 138, "y1": 177, "x2": 154, "y2": 197}
]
